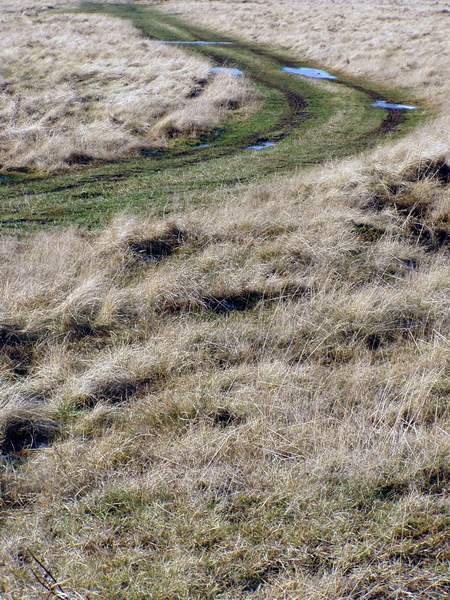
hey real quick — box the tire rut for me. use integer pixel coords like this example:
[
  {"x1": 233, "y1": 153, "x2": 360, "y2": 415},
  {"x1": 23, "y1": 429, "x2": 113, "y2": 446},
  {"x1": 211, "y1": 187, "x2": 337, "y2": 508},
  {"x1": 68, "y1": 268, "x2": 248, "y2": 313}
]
[{"x1": 0, "y1": 4, "x2": 422, "y2": 223}]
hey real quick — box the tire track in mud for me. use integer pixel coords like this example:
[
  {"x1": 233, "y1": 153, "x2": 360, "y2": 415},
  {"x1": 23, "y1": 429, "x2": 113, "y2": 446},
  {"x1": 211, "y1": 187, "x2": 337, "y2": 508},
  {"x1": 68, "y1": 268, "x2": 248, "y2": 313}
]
[{"x1": 0, "y1": 4, "x2": 420, "y2": 226}]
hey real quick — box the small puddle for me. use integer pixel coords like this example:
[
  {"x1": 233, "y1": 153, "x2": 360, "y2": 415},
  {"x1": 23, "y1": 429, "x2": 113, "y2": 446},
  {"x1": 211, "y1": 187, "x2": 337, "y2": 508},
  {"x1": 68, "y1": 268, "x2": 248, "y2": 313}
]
[
  {"x1": 282, "y1": 66, "x2": 337, "y2": 80},
  {"x1": 195, "y1": 143, "x2": 210, "y2": 150},
  {"x1": 246, "y1": 140, "x2": 276, "y2": 151},
  {"x1": 140, "y1": 148, "x2": 164, "y2": 158},
  {"x1": 373, "y1": 100, "x2": 416, "y2": 111},
  {"x1": 210, "y1": 67, "x2": 243, "y2": 77},
  {"x1": 163, "y1": 41, "x2": 232, "y2": 46}
]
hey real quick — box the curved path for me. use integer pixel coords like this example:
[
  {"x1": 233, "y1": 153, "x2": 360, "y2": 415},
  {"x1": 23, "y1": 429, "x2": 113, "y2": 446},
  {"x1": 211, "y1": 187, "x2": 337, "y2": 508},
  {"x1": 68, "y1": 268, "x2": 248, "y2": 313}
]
[{"x1": 0, "y1": 3, "x2": 423, "y2": 230}]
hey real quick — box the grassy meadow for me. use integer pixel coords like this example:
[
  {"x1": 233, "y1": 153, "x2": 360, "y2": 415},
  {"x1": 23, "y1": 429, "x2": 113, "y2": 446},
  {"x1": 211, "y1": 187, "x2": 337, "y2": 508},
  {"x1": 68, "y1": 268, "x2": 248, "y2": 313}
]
[{"x1": 0, "y1": 1, "x2": 448, "y2": 598}]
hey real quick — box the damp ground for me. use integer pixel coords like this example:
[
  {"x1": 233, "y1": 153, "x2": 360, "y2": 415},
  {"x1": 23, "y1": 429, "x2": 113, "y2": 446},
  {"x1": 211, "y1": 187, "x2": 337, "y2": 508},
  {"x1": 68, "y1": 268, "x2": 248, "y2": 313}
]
[
  {"x1": 0, "y1": 3, "x2": 424, "y2": 231},
  {"x1": 282, "y1": 66, "x2": 337, "y2": 80},
  {"x1": 373, "y1": 99, "x2": 417, "y2": 110}
]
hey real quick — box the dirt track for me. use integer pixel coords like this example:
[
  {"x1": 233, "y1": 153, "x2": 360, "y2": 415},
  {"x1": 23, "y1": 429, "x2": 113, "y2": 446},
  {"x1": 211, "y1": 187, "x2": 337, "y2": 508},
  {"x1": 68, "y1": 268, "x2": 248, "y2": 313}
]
[{"x1": 0, "y1": 3, "x2": 421, "y2": 229}]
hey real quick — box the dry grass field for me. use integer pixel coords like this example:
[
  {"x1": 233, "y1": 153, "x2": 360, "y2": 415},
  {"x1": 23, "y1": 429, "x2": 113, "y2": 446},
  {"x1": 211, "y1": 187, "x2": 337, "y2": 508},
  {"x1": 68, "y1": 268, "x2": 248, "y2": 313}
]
[
  {"x1": 161, "y1": 0, "x2": 450, "y2": 106},
  {"x1": 0, "y1": 1, "x2": 254, "y2": 171},
  {"x1": 0, "y1": 1, "x2": 449, "y2": 598},
  {"x1": 159, "y1": 0, "x2": 450, "y2": 172}
]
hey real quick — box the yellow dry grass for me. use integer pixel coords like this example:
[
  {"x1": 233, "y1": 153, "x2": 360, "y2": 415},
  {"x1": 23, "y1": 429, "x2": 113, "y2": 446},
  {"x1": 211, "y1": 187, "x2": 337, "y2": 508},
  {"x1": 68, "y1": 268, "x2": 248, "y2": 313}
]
[
  {"x1": 161, "y1": 0, "x2": 450, "y2": 106},
  {"x1": 0, "y1": 1, "x2": 449, "y2": 598},
  {"x1": 0, "y1": 2, "x2": 254, "y2": 171},
  {"x1": 159, "y1": 0, "x2": 450, "y2": 171},
  {"x1": 1, "y1": 140, "x2": 448, "y2": 597}
]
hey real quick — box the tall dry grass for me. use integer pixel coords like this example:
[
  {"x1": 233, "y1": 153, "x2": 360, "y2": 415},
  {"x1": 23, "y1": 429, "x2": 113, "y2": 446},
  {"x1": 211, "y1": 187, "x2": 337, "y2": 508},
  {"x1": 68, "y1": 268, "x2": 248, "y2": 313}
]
[
  {"x1": 161, "y1": 0, "x2": 450, "y2": 105},
  {"x1": 0, "y1": 3, "x2": 254, "y2": 171},
  {"x1": 0, "y1": 132, "x2": 448, "y2": 595},
  {"x1": 0, "y1": 1, "x2": 448, "y2": 597}
]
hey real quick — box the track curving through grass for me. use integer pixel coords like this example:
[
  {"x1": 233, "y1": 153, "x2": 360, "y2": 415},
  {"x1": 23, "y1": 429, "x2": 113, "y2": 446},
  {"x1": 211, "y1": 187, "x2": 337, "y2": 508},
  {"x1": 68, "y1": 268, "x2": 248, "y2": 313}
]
[{"x1": 0, "y1": 3, "x2": 424, "y2": 231}]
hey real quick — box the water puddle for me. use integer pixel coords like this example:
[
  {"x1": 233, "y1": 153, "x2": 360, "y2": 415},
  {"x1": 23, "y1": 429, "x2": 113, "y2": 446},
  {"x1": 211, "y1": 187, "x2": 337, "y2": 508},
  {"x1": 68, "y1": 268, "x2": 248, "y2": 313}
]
[
  {"x1": 163, "y1": 41, "x2": 232, "y2": 46},
  {"x1": 195, "y1": 143, "x2": 210, "y2": 150},
  {"x1": 246, "y1": 140, "x2": 276, "y2": 151},
  {"x1": 282, "y1": 66, "x2": 337, "y2": 80},
  {"x1": 210, "y1": 67, "x2": 243, "y2": 77},
  {"x1": 140, "y1": 148, "x2": 164, "y2": 158},
  {"x1": 373, "y1": 100, "x2": 416, "y2": 111}
]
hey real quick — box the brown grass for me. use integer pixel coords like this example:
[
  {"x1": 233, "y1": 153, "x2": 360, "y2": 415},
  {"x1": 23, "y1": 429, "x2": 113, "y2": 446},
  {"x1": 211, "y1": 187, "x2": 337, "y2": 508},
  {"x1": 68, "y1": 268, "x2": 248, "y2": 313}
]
[
  {"x1": 0, "y1": 2, "x2": 255, "y2": 172},
  {"x1": 0, "y1": 1, "x2": 449, "y2": 598},
  {"x1": 0, "y1": 138, "x2": 448, "y2": 597},
  {"x1": 161, "y1": 0, "x2": 450, "y2": 108}
]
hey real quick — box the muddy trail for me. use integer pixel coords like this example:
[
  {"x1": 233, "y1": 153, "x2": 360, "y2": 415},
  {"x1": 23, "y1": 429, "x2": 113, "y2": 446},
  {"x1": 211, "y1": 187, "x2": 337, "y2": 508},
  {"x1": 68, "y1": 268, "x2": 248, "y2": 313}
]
[{"x1": 0, "y1": 3, "x2": 423, "y2": 230}]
